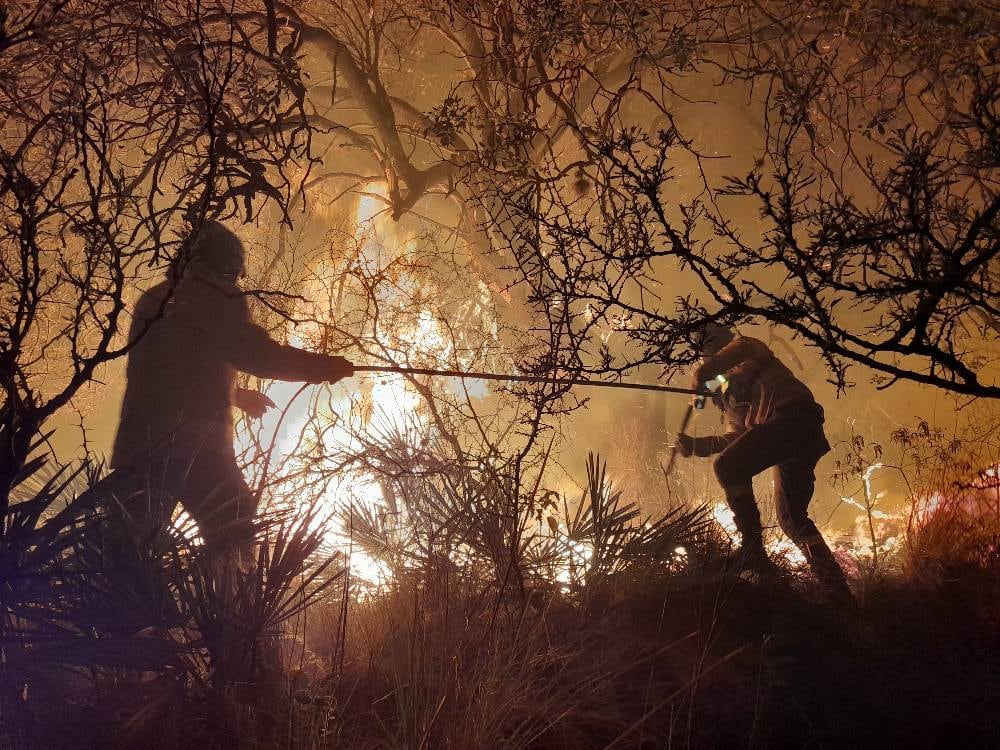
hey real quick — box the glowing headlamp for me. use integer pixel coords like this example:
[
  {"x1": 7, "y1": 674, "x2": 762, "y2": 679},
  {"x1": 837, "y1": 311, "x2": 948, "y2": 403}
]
[{"x1": 694, "y1": 374, "x2": 729, "y2": 410}]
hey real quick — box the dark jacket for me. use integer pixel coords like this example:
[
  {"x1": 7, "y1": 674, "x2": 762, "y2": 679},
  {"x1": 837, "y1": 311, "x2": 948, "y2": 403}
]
[
  {"x1": 695, "y1": 336, "x2": 818, "y2": 429},
  {"x1": 688, "y1": 336, "x2": 828, "y2": 457},
  {"x1": 112, "y1": 269, "x2": 339, "y2": 466}
]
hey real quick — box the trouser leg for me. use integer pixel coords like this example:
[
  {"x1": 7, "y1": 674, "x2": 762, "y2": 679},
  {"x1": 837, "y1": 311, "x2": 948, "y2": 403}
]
[
  {"x1": 178, "y1": 451, "x2": 267, "y2": 691},
  {"x1": 774, "y1": 456, "x2": 850, "y2": 597},
  {"x1": 713, "y1": 431, "x2": 774, "y2": 572},
  {"x1": 111, "y1": 462, "x2": 177, "y2": 534},
  {"x1": 182, "y1": 451, "x2": 257, "y2": 550},
  {"x1": 717, "y1": 481, "x2": 766, "y2": 553},
  {"x1": 98, "y1": 464, "x2": 184, "y2": 637},
  {"x1": 714, "y1": 410, "x2": 829, "y2": 574},
  {"x1": 180, "y1": 450, "x2": 258, "y2": 560}
]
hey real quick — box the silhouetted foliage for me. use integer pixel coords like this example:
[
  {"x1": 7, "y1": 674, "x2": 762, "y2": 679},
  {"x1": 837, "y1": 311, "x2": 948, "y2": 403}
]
[{"x1": 3, "y1": 2, "x2": 1000, "y2": 747}]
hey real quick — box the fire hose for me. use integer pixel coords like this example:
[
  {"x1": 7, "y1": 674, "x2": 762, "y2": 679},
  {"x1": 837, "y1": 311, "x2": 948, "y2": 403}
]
[
  {"x1": 353, "y1": 365, "x2": 717, "y2": 477},
  {"x1": 353, "y1": 364, "x2": 703, "y2": 396}
]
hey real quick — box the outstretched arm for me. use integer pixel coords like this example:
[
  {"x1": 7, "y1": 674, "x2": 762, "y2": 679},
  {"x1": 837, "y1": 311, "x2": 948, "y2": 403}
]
[
  {"x1": 228, "y1": 321, "x2": 353, "y2": 383},
  {"x1": 677, "y1": 431, "x2": 740, "y2": 457},
  {"x1": 677, "y1": 404, "x2": 747, "y2": 458},
  {"x1": 213, "y1": 286, "x2": 353, "y2": 383}
]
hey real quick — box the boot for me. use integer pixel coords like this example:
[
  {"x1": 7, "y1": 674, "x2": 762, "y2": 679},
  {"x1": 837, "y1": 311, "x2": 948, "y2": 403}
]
[
  {"x1": 801, "y1": 538, "x2": 852, "y2": 601},
  {"x1": 734, "y1": 533, "x2": 781, "y2": 580},
  {"x1": 723, "y1": 489, "x2": 779, "y2": 580}
]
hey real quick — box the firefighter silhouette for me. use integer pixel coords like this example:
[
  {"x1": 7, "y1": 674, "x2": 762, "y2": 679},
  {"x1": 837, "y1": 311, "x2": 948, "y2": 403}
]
[
  {"x1": 675, "y1": 323, "x2": 850, "y2": 597},
  {"x1": 112, "y1": 220, "x2": 353, "y2": 552}
]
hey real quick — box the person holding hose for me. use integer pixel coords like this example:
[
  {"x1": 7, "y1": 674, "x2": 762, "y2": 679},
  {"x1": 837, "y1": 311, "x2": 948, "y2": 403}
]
[
  {"x1": 112, "y1": 220, "x2": 354, "y2": 555},
  {"x1": 675, "y1": 323, "x2": 850, "y2": 597}
]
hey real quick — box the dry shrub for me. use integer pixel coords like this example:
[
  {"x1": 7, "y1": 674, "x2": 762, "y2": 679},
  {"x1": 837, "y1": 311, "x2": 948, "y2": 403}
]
[
  {"x1": 319, "y1": 572, "x2": 745, "y2": 750},
  {"x1": 9, "y1": 448, "x2": 1000, "y2": 749},
  {"x1": 905, "y1": 485, "x2": 1000, "y2": 582}
]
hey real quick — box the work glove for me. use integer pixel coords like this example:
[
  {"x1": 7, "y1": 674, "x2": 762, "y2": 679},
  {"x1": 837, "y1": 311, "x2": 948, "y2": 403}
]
[
  {"x1": 675, "y1": 432, "x2": 697, "y2": 457},
  {"x1": 325, "y1": 355, "x2": 355, "y2": 384},
  {"x1": 233, "y1": 388, "x2": 277, "y2": 419}
]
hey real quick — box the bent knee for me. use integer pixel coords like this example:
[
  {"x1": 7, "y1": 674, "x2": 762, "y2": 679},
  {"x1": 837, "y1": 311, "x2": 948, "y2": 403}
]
[{"x1": 713, "y1": 453, "x2": 746, "y2": 487}]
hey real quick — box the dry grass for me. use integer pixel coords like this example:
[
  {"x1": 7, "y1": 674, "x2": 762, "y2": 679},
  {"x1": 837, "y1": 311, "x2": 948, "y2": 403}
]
[{"x1": 5, "y1": 454, "x2": 1000, "y2": 749}]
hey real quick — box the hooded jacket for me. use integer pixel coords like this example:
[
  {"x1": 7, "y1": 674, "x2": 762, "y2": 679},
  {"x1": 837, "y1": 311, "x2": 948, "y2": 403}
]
[
  {"x1": 112, "y1": 268, "x2": 341, "y2": 466},
  {"x1": 686, "y1": 336, "x2": 828, "y2": 457},
  {"x1": 694, "y1": 336, "x2": 818, "y2": 426}
]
